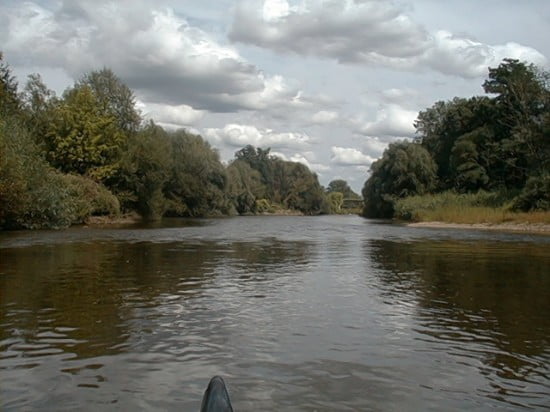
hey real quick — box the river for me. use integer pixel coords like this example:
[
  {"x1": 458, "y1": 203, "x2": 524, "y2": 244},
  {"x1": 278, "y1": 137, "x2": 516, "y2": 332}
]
[{"x1": 1, "y1": 216, "x2": 549, "y2": 411}]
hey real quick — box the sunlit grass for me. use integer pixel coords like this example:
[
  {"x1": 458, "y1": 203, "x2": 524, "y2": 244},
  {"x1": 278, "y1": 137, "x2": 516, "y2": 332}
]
[{"x1": 394, "y1": 191, "x2": 550, "y2": 224}]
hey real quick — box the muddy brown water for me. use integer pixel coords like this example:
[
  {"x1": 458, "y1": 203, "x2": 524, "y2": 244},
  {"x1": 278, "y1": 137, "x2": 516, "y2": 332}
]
[{"x1": 1, "y1": 216, "x2": 549, "y2": 410}]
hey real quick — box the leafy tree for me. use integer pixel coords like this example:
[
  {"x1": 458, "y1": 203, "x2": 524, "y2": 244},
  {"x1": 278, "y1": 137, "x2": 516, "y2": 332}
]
[
  {"x1": 483, "y1": 58, "x2": 549, "y2": 185},
  {"x1": 226, "y1": 159, "x2": 264, "y2": 214},
  {"x1": 21, "y1": 73, "x2": 58, "y2": 144},
  {"x1": 362, "y1": 141, "x2": 438, "y2": 218},
  {"x1": 326, "y1": 179, "x2": 360, "y2": 199},
  {"x1": 0, "y1": 52, "x2": 20, "y2": 115},
  {"x1": 115, "y1": 121, "x2": 173, "y2": 219},
  {"x1": 165, "y1": 130, "x2": 229, "y2": 217},
  {"x1": 327, "y1": 191, "x2": 344, "y2": 213},
  {"x1": 77, "y1": 68, "x2": 141, "y2": 133},
  {"x1": 414, "y1": 96, "x2": 494, "y2": 189},
  {"x1": 43, "y1": 85, "x2": 126, "y2": 180}
]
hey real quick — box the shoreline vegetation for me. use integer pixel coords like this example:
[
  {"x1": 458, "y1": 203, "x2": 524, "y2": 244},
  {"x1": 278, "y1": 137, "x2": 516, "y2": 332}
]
[
  {"x1": 408, "y1": 221, "x2": 550, "y2": 234},
  {"x1": 0, "y1": 54, "x2": 361, "y2": 231},
  {"x1": 1, "y1": 56, "x2": 548, "y2": 232},
  {"x1": 361, "y1": 59, "x2": 549, "y2": 229}
]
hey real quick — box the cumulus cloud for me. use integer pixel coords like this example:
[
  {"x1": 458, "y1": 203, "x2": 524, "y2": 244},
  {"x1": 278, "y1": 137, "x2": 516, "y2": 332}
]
[
  {"x1": 230, "y1": 0, "x2": 547, "y2": 78},
  {"x1": 0, "y1": 0, "x2": 310, "y2": 113},
  {"x1": 424, "y1": 30, "x2": 547, "y2": 77},
  {"x1": 311, "y1": 110, "x2": 339, "y2": 124},
  {"x1": 204, "y1": 124, "x2": 311, "y2": 148},
  {"x1": 331, "y1": 147, "x2": 375, "y2": 166},
  {"x1": 141, "y1": 102, "x2": 204, "y2": 128},
  {"x1": 231, "y1": 0, "x2": 428, "y2": 63},
  {"x1": 354, "y1": 104, "x2": 417, "y2": 139}
]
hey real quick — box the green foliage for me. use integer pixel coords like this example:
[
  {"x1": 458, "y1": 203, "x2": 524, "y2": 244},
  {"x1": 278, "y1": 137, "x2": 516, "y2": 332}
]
[
  {"x1": 233, "y1": 146, "x2": 327, "y2": 215},
  {"x1": 511, "y1": 175, "x2": 550, "y2": 212},
  {"x1": 363, "y1": 59, "x2": 550, "y2": 222},
  {"x1": 0, "y1": 116, "x2": 75, "y2": 229},
  {"x1": 114, "y1": 122, "x2": 172, "y2": 219},
  {"x1": 327, "y1": 191, "x2": 344, "y2": 214},
  {"x1": 362, "y1": 141, "x2": 438, "y2": 218},
  {"x1": 0, "y1": 52, "x2": 20, "y2": 115},
  {"x1": 43, "y1": 85, "x2": 126, "y2": 180},
  {"x1": 21, "y1": 74, "x2": 58, "y2": 144},
  {"x1": 165, "y1": 130, "x2": 229, "y2": 217},
  {"x1": 77, "y1": 68, "x2": 141, "y2": 133},
  {"x1": 61, "y1": 174, "x2": 120, "y2": 223},
  {"x1": 326, "y1": 179, "x2": 360, "y2": 199},
  {"x1": 226, "y1": 159, "x2": 265, "y2": 214},
  {"x1": 393, "y1": 190, "x2": 504, "y2": 221}
]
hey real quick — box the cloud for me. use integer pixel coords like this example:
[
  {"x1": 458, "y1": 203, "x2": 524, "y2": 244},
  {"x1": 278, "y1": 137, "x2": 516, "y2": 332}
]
[
  {"x1": 355, "y1": 104, "x2": 417, "y2": 139},
  {"x1": 0, "y1": 0, "x2": 310, "y2": 113},
  {"x1": 310, "y1": 110, "x2": 339, "y2": 124},
  {"x1": 141, "y1": 102, "x2": 204, "y2": 128},
  {"x1": 231, "y1": 0, "x2": 428, "y2": 63},
  {"x1": 330, "y1": 147, "x2": 375, "y2": 166},
  {"x1": 230, "y1": 0, "x2": 547, "y2": 78},
  {"x1": 204, "y1": 123, "x2": 311, "y2": 148},
  {"x1": 424, "y1": 30, "x2": 547, "y2": 77}
]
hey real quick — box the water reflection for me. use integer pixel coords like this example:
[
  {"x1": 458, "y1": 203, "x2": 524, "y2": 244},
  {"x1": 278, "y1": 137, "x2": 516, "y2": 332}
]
[{"x1": 367, "y1": 239, "x2": 550, "y2": 408}]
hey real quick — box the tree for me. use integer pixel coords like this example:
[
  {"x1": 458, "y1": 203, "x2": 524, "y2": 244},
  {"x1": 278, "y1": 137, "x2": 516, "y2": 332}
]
[
  {"x1": 21, "y1": 73, "x2": 58, "y2": 144},
  {"x1": 362, "y1": 141, "x2": 438, "y2": 218},
  {"x1": 327, "y1": 179, "x2": 360, "y2": 199},
  {"x1": 165, "y1": 131, "x2": 229, "y2": 217},
  {"x1": 43, "y1": 85, "x2": 126, "y2": 181},
  {"x1": 483, "y1": 59, "x2": 549, "y2": 185},
  {"x1": 77, "y1": 68, "x2": 141, "y2": 133},
  {"x1": 226, "y1": 159, "x2": 265, "y2": 214},
  {"x1": 414, "y1": 96, "x2": 494, "y2": 189},
  {"x1": 115, "y1": 121, "x2": 173, "y2": 219},
  {"x1": 0, "y1": 52, "x2": 20, "y2": 115}
]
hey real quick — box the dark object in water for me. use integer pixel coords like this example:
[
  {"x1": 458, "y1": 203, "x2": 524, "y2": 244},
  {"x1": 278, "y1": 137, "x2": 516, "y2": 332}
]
[{"x1": 200, "y1": 376, "x2": 234, "y2": 412}]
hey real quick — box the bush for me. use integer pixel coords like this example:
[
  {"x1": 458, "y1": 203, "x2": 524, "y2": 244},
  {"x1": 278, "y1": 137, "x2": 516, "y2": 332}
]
[
  {"x1": 62, "y1": 174, "x2": 120, "y2": 223},
  {"x1": 512, "y1": 175, "x2": 550, "y2": 212},
  {"x1": 393, "y1": 190, "x2": 505, "y2": 221},
  {"x1": 0, "y1": 117, "x2": 75, "y2": 229}
]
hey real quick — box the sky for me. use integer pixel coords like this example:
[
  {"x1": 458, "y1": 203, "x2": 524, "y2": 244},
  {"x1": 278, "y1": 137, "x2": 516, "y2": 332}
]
[{"x1": 1, "y1": 0, "x2": 549, "y2": 192}]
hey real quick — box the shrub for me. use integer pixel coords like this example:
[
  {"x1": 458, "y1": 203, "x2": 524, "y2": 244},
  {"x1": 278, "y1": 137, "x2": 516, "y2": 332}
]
[{"x1": 512, "y1": 175, "x2": 550, "y2": 212}]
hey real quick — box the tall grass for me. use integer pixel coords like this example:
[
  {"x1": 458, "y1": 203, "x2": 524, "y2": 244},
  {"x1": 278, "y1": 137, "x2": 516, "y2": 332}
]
[{"x1": 394, "y1": 191, "x2": 550, "y2": 224}]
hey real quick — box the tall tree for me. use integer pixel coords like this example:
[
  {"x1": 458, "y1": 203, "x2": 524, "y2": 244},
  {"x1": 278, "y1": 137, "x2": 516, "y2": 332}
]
[
  {"x1": 44, "y1": 85, "x2": 126, "y2": 180},
  {"x1": 362, "y1": 141, "x2": 437, "y2": 218},
  {"x1": 78, "y1": 68, "x2": 141, "y2": 134}
]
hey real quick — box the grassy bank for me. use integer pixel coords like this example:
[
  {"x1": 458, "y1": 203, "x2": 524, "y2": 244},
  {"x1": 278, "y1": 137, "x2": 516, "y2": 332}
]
[{"x1": 394, "y1": 191, "x2": 550, "y2": 225}]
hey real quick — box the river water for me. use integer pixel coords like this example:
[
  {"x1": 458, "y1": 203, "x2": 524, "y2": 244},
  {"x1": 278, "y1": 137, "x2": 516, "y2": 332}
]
[{"x1": 1, "y1": 216, "x2": 549, "y2": 411}]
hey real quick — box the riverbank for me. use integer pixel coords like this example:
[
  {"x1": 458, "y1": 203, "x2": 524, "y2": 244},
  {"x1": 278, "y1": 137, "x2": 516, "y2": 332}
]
[
  {"x1": 408, "y1": 221, "x2": 550, "y2": 234},
  {"x1": 84, "y1": 213, "x2": 142, "y2": 226}
]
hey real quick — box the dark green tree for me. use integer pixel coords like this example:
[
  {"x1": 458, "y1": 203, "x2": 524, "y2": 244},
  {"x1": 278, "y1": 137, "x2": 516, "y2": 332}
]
[{"x1": 362, "y1": 141, "x2": 438, "y2": 218}]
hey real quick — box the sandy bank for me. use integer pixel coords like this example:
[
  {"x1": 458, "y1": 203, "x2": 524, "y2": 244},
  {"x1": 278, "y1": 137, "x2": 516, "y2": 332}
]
[{"x1": 408, "y1": 221, "x2": 550, "y2": 234}]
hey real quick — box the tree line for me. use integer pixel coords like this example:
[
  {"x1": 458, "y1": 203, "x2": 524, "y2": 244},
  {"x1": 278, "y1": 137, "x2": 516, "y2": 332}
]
[
  {"x1": 0, "y1": 54, "x2": 359, "y2": 230},
  {"x1": 362, "y1": 59, "x2": 550, "y2": 218}
]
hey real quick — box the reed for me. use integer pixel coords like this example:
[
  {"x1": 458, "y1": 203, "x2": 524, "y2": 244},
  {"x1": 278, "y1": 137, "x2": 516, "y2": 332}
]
[{"x1": 394, "y1": 191, "x2": 550, "y2": 224}]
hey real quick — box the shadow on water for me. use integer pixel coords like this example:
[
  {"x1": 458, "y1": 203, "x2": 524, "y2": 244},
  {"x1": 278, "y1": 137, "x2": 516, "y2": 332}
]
[{"x1": 366, "y1": 239, "x2": 550, "y2": 408}]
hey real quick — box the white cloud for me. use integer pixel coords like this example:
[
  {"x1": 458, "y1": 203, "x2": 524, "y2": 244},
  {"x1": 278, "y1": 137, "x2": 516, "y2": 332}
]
[
  {"x1": 311, "y1": 110, "x2": 339, "y2": 124},
  {"x1": 204, "y1": 124, "x2": 311, "y2": 148},
  {"x1": 230, "y1": 0, "x2": 547, "y2": 78},
  {"x1": 362, "y1": 137, "x2": 388, "y2": 158},
  {"x1": 0, "y1": 1, "x2": 311, "y2": 113},
  {"x1": 355, "y1": 104, "x2": 417, "y2": 139},
  {"x1": 231, "y1": 0, "x2": 428, "y2": 64},
  {"x1": 425, "y1": 30, "x2": 547, "y2": 77},
  {"x1": 331, "y1": 147, "x2": 375, "y2": 166},
  {"x1": 141, "y1": 102, "x2": 204, "y2": 127}
]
